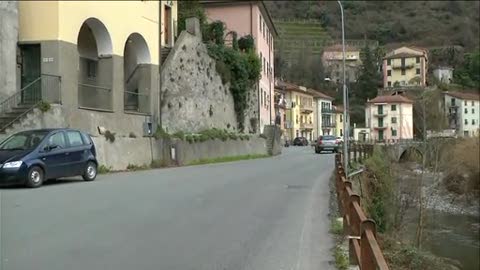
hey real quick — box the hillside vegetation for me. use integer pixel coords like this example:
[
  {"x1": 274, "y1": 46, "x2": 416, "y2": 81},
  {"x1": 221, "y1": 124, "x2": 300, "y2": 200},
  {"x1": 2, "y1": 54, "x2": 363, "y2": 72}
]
[{"x1": 266, "y1": 1, "x2": 480, "y2": 50}]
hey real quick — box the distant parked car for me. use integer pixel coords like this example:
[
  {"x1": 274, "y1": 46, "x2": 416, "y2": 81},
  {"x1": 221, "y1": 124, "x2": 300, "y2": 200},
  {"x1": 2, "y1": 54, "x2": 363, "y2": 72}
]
[
  {"x1": 336, "y1": 136, "x2": 344, "y2": 144},
  {"x1": 0, "y1": 129, "x2": 98, "y2": 188},
  {"x1": 315, "y1": 135, "x2": 340, "y2": 154},
  {"x1": 293, "y1": 137, "x2": 308, "y2": 146}
]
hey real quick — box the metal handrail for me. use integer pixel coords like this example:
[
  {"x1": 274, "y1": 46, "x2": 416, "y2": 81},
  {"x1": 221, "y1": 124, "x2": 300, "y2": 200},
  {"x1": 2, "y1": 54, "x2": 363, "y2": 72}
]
[
  {"x1": 335, "y1": 152, "x2": 390, "y2": 270},
  {"x1": 125, "y1": 65, "x2": 142, "y2": 85},
  {"x1": 0, "y1": 74, "x2": 61, "y2": 132},
  {"x1": 124, "y1": 90, "x2": 149, "y2": 97},
  {"x1": 78, "y1": 83, "x2": 111, "y2": 92}
]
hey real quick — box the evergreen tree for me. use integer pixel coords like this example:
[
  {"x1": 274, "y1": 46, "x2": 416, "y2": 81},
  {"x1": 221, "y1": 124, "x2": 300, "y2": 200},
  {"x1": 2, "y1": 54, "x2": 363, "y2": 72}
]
[{"x1": 355, "y1": 44, "x2": 380, "y2": 102}]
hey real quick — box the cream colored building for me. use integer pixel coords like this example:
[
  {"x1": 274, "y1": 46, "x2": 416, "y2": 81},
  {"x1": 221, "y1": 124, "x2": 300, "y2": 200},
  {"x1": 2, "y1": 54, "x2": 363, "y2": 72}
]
[
  {"x1": 383, "y1": 46, "x2": 428, "y2": 89},
  {"x1": 15, "y1": 1, "x2": 177, "y2": 134},
  {"x1": 322, "y1": 44, "x2": 361, "y2": 83}
]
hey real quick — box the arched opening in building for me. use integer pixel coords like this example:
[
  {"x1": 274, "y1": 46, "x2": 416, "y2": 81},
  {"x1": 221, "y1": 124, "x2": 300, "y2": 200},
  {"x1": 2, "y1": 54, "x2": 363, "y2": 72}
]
[
  {"x1": 77, "y1": 18, "x2": 113, "y2": 111},
  {"x1": 123, "y1": 33, "x2": 151, "y2": 114}
]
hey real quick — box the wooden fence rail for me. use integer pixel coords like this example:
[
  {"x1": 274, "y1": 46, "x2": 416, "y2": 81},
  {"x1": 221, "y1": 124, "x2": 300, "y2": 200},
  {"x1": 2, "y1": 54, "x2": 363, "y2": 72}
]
[{"x1": 335, "y1": 153, "x2": 390, "y2": 270}]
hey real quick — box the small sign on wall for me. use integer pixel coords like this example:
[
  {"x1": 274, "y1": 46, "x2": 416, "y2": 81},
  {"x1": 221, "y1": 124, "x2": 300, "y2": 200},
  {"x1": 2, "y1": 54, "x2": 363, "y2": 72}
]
[{"x1": 42, "y1": 57, "x2": 54, "y2": 63}]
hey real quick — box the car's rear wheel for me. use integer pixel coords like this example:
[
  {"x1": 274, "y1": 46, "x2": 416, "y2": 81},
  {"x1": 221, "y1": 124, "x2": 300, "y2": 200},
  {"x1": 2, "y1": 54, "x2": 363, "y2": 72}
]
[
  {"x1": 26, "y1": 166, "x2": 44, "y2": 188},
  {"x1": 83, "y1": 161, "x2": 97, "y2": 181}
]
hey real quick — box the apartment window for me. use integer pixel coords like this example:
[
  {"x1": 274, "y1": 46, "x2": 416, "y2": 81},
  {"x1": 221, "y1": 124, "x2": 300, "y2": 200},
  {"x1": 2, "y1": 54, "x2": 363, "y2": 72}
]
[
  {"x1": 259, "y1": 15, "x2": 262, "y2": 31},
  {"x1": 472, "y1": 101, "x2": 475, "y2": 106},
  {"x1": 263, "y1": 57, "x2": 266, "y2": 74},
  {"x1": 392, "y1": 129, "x2": 398, "y2": 137},
  {"x1": 465, "y1": 100, "x2": 467, "y2": 105},
  {"x1": 340, "y1": 129, "x2": 343, "y2": 136},
  {"x1": 388, "y1": 81, "x2": 392, "y2": 87},
  {"x1": 465, "y1": 119, "x2": 468, "y2": 125},
  {"x1": 416, "y1": 68, "x2": 420, "y2": 75},
  {"x1": 473, "y1": 119, "x2": 476, "y2": 125},
  {"x1": 86, "y1": 60, "x2": 97, "y2": 79},
  {"x1": 401, "y1": 68, "x2": 406, "y2": 75},
  {"x1": 264, "y1": 91, "x2": 267, "y2": 107},
  {"x1": 260, "y1": 52, "x2": 263, "y2": 70},
  {"x1": 387, "y1": 59, "x2": 391, "y2": 65},
  {"x1": 340, "y1": 114, "x2": 343, "y2": 122},
  {"x1": 465, "y1": 108, "x2": 468, "y2": 114},
  {"x1": 391, "y1": 117, "x2": 397, "y2": 124},
  {"x1": 464, "y1": 131, "x2": 469, "y2": 137},
  {"x1": 260, "y1": 89, "x2": 263, "y2": 106},
  {"x1": 263, "y1": 22, "x2": 266, "y2": 38},
  {"x1": 451, "y1": 98, "x2": 456, "y2": 106},
  {"x1": 416, "y1": 57, "x2": 420, "y2": 63},
  {"x1": 387, "y1": 70, "x2": 391, "y2": 76},
  {"x1": 401, "y1": 57, "x2": 406, "y2": 66},
  {"x1": 391, "y1": 104, "x2": 397, "y2": 111},
  {"x1": 473, "y1": 108, "x2": 475, "y2": 114}
]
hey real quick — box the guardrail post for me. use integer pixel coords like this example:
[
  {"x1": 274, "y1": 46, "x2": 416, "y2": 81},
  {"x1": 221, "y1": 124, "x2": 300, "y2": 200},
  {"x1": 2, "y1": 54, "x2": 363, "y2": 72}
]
[
  {"x1": 348, "y1": 194, "x2": 361, "y2": 264},
  {"x1": 361, "y1": 220, "x2": 377, "y2": 270}
]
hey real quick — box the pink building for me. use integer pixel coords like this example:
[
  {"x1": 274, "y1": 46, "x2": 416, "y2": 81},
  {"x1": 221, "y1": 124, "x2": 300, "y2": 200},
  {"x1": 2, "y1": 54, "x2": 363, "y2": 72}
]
[
  {"x1": 365, "y1": 94, "x2": 414, "y2": 142},
  {"x1": 201, "y1": 0, "x2": 278, "y2": 133}
]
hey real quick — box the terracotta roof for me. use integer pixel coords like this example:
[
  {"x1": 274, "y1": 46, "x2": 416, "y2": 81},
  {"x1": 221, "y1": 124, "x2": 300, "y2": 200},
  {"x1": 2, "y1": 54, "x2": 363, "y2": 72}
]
[
  {"x1": 384, "y1": 52, "x2": 424, "y2": 59},
  {"x1": 444, "y1": 91, "x2": 480, "y2": 101},
  {"x1": 367, "y1": 95, "x2": 414, "y2": 104}
]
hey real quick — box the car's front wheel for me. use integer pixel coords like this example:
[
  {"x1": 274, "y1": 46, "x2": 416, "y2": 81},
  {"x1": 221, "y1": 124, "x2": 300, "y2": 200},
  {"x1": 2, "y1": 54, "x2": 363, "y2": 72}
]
[
  {"x1": 26, "y1": 166, "x2": 44, "y2": 188},
  {"x1": 83, "y1": 161, "x2": 97, "y2": 181}
]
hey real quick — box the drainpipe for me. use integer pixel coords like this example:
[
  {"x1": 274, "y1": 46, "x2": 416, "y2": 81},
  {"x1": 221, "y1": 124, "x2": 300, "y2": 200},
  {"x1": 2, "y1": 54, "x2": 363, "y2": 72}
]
[{"x1": 158, "y1": 1, "x2": 162, "y2": 131}]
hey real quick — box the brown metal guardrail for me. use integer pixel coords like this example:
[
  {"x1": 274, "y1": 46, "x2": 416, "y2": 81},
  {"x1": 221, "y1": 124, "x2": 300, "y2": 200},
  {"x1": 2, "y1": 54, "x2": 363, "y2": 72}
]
[{"x1": 335, "y1": 150, "x2": 390, "y2": 270}]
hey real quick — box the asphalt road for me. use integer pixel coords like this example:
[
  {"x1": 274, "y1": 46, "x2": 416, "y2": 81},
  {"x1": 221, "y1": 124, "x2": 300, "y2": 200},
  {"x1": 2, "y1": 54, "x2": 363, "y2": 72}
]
[{"x1": 0, "y1": 147, "x2": 335, "y2": 270}]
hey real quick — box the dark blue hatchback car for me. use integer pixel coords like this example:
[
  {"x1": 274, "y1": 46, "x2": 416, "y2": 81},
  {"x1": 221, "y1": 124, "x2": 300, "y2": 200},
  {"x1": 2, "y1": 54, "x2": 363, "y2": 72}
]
[{"x1": 0, "y1": 129, "x2": 98, "y2": 188}]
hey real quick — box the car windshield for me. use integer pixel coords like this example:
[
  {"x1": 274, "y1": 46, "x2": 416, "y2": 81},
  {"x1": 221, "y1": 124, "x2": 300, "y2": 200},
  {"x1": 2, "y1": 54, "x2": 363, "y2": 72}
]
[{"x1": 0, "y1": 131, "x2": 49, "y2": 151}]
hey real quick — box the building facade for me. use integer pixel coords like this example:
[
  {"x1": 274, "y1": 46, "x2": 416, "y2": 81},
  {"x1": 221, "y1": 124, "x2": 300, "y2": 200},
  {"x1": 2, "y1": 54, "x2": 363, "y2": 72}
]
[
  {"x1": 383, "y1": 46, "x2": 428, "y2": 89},
  {"x1": 322, "y1": 44, "x2": 361, "y2": 84},
  {"x1": 333, "y1": 105, "x2": 349, "y2": 138},
  {"x1": 314, "y1": 92, "x2": 335, "y2": 137},
  {"x1": 9, "y1": 1, "x2": 177, "y2": 135},
  {"x1": 274, "y1": 84, "x2": 287, "y2": 137},
  {"x1": 365, "y1": 95, "x2": 414, "y2": 142},
  {"x1": 201, "y1": 0, "x2": 277, "y2": 133},
  {"x1": 443, "y1": 92, "x2": 480, "y2": 137},
  {"x1": 433, "y1": 66, "x2": 454, "y2": 84},
  {"x1": 277, "y1": 81, "x2": 316, "y2": 142}
]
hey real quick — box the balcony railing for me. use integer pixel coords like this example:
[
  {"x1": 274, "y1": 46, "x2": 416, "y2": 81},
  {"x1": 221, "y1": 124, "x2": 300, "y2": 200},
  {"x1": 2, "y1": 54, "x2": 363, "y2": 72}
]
[
  {"x1": 374, "y1": 111, "x2": 387, "y2": 117},
  {"x1": 321, "y1": 107, "x2": 336, "y2": 114},
  {"x1": 300, "y1": 122, "x2": 314, "y2": 129},
  {"x1": 391, "y1": 62, "x2": 415, "y2": 69},
  {"x1": 300, "y1": 103, "x2": 314, "y2": 112},
  {"x1": 78, "y1": 83, "x2": 113, "y2": 111},
  {"x1": 124, "y1": 90, "x2": 150, "y2": 114},
  {"x1": 322, "y1": 122, "x2": 336, "y2": 128}
]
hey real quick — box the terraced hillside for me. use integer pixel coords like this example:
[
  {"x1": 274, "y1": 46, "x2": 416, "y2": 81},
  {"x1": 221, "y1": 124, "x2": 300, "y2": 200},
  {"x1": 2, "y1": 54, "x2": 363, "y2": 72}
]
[{"x1": 274, "y1": 18, "x2": 332, "y2": 62}]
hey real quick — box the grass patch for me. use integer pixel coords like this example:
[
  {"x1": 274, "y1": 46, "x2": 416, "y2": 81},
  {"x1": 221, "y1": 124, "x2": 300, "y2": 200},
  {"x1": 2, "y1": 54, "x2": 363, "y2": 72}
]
[
  {"x1": 126, "y1": 164, "x2": 149, "y2": 171},
  {"x1": 330, "y1": 217, "x2": 344, "y2": 235},
  {"x1": 188, "y1": 154, "x2": 269, "y2": 166},
  {"x1": 98, "y1": 165, "x2": 112, "y2": 174},
  {"x1": 334, "y1": 245, "x2": 349, "y2": 270}
]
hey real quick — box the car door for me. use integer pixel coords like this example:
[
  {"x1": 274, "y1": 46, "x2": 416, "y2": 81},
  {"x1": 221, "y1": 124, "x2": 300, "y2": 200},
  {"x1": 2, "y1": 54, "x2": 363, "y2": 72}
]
[
  {"x1": 39, "y1": 131, "x2": 69, "y2": 179},
  {"x1": 65, "y1": 130, "x2": 89, "y2": 175}
]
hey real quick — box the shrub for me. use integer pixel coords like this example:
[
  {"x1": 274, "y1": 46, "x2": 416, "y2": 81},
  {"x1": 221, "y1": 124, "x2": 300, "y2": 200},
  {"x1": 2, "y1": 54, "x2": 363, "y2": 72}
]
[
  {"x1": 104, "y1": 130, "x2": 116, "y2": 143},
  {"x1": 126, "y1": 164, "x2": 149, "y2": 171},
  {"x1": 37, "y1": 101, "x2": 51, "y2": 112},
  {"x1": 238, "y1": 35, "x2": 255, "y2": 51},
  {"x1": 98, "y1": 165, "x2": 112, "y2": 174},
  {"x1": 172, "y1": 131, "x2": 185, "y2": 140},
  {"x1": 129, "y1": 132, "x2": 137, "y2": 138},
  {"x1": 154, "y1": 127, "x2": 170, "y2": 140}
]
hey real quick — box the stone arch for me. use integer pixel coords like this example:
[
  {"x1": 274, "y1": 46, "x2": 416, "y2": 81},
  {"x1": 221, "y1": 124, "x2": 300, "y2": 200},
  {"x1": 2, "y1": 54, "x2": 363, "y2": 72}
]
[
  {"x1": 77, "y1": 18, "x2": 113, "y2": 58},
  {"x1": 123, "y1": 33, "x2": 152, "y2": 113},
  {"x1": 77, "y1": 17, "x2": 114, "y2": 110},
  {"x1": 398, "y1": 146, "x2": 423, "y2": 162}
]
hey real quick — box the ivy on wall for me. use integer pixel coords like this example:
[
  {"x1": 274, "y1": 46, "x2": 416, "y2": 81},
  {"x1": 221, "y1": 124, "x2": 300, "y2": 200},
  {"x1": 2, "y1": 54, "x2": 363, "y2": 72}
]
[{"x1": 178, "y1": 2, "x2": 261, "y2": 132}]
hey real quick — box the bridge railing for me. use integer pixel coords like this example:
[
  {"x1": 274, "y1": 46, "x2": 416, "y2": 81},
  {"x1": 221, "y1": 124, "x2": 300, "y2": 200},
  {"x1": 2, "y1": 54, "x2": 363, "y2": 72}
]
[
  {"x1": 345, "y1": 143, "x2": 374, "y2": 163},
  {"x1": 335, "y1": 153, "x2": 390, "y2": 270}
]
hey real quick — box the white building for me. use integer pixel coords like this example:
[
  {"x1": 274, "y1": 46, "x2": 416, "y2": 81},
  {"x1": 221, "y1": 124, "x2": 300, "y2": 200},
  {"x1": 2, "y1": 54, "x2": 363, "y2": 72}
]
[
  {"x1": 433, "y1": 66, "x2": 454, "y2": 84},
  {"x1": 443, "y1": 91, "x2": 480, "y2": 137},
  {"x1": 314, "y1": 92, "x2": 335, "y2": 137}
]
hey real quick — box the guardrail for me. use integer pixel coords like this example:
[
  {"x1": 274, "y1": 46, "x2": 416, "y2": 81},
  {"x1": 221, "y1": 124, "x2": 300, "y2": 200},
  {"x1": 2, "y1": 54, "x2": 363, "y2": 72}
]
[{"x1": 335, "y1": 152, "x2": 390, "y2": 270}]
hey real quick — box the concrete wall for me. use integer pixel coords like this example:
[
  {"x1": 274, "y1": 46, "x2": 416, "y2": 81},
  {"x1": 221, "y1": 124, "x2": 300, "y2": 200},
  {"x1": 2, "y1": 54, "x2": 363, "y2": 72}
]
[
  {"x1": 160, "y1": 27, "x2": 237, "y2": 133},
  {"x1": 0, "y1": 104, "x2": 67, "y2": 142},
  {"x1": 173, "y1": 137, "x2": 267, "y2": 166},
  {"x1": 92, "y1": 136, "x2": 268, "y2": 170},
  {"x1": 0, "y1": 1, "x2": 18, "y2": 100},
  {"x1": 263, "y1": 125, "x2": 282, "y2": 156}
]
